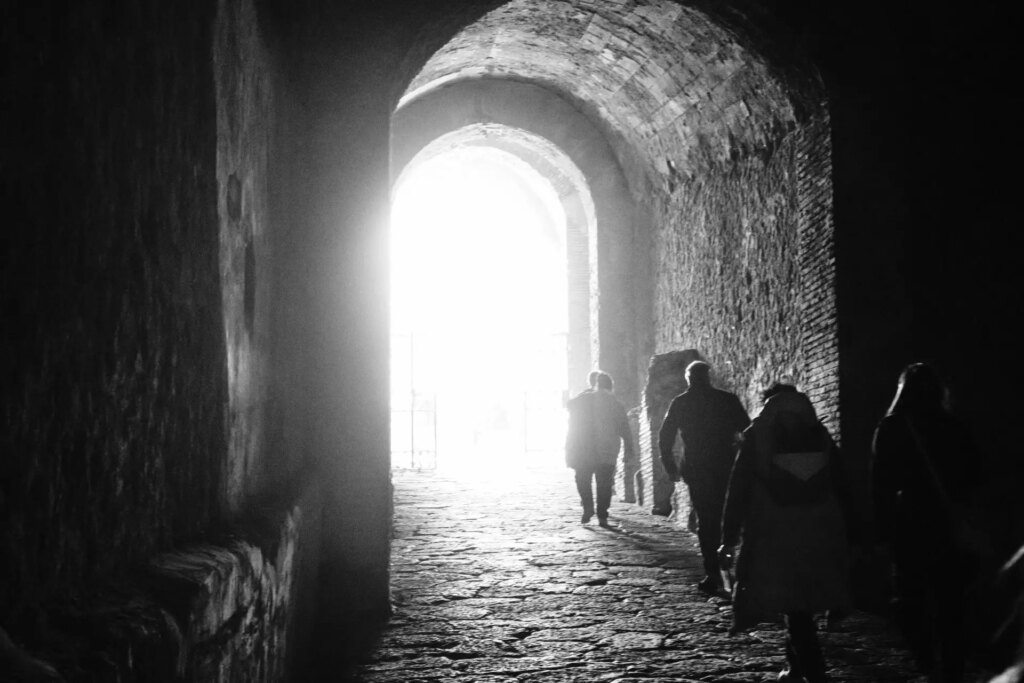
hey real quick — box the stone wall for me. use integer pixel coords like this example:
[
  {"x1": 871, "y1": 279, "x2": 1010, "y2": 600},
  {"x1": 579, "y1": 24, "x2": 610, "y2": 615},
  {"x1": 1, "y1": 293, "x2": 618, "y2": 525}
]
[
  {"x1": 214, "y1": 0, "x2": 276, "y2": 512},
  {"x1": 635, "y1": 351, "x2": 702, "y2": 519},
  {"x1": 146, "y1": 484, "x2": 321, "y2": 682},
  {"x1": 1, "y1": 1, "x2": 322, "y2": 678},
  {"x1": 2, "y1": 0, "x2": 225, "y2": 622},
  {"x1": 652, "y1": 130, "x2": 803, "y2": 410},
  {"x1": 0, "y1": 484, "x2": 320, "y2": 681},
  {"x1": 618, "y1": 407, "x2": 643, "y2": 505}
]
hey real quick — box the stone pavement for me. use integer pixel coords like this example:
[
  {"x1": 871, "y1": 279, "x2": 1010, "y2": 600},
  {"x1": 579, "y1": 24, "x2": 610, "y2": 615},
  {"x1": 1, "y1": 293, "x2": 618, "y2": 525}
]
[{"x1": 354, "y1": 463, "x2": 924, "y2": 683}]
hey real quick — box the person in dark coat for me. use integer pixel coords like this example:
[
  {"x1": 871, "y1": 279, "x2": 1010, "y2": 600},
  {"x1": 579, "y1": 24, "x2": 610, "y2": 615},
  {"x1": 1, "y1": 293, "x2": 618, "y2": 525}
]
[
  {"x1": 718, "y1": 384, "x2": 856, "y2": 683},
  {"x1": 566, "y1": 371, "x2": 634, "y2": 527},
  {"x1": 872, "y1": 362, "x2": 987, "y2": 683},
  {"x1": 658, "y1": 360, "x2": 750, "y2": 593}
]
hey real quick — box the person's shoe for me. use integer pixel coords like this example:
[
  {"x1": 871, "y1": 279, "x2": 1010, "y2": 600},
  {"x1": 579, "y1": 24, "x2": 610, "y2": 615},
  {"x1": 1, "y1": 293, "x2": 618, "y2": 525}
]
[
  {"x1": 777, "y1": 668, "x2": 807, "y2": 683},
  {"x1": 597, "y1": 515, "x2": 613, "y2": 528},
  {"x1": 697, "y1": 576, "x2": 721, "y2": 595},
  {"x1": 581, "y1": 512, "x2": 593, "y2": 524}
]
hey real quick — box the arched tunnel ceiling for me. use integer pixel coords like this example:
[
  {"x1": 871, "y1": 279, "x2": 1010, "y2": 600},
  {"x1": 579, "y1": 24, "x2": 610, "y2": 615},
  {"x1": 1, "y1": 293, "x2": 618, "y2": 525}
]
[
  {"x1": 401, "y1": 0, "x2": 816, "y2": 186},
  {"x1": 401, "y1": 123, "x2": 592, "y2": 213}
]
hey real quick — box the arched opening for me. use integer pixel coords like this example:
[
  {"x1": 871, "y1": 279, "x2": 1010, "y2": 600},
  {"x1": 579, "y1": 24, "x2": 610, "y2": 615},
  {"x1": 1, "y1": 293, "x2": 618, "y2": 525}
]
[
  {"x1": 390, "y1": 140, "x2": 583, "y2": 474},
  {"x1": 305, "y1": 0, "x2": 837, "y2": 650},
  {"x1": 388, "y1": 0, "x2": 835, "y2": 509},
  {"x1": 391, "y1": 80, "x2": 641, "y2": 406}
]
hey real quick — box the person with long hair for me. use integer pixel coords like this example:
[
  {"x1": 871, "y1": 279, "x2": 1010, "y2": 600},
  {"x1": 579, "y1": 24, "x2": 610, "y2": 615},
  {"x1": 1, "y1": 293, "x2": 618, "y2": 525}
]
[{"x1": 872, "y1": 362, "x2": 986, "y2": 682}]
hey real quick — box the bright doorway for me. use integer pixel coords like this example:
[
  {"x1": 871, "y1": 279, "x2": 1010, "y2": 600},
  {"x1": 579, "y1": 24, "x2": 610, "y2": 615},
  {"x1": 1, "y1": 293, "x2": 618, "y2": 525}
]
[{"x1": 390, "y1": 145, "x2": 569, "y2": 475}]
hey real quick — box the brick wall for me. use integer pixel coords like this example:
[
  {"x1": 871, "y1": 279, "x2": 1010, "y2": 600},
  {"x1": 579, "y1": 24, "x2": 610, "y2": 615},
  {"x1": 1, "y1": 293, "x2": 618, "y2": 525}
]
[
  {"x1": 635, "y1": 351, "x2": 701, "y2": 518},
  {"x1": 640, "y1": 104, "x2": 841, "y2": 531},
  {"x1": 794, "y1": 110, "x2": 840, "y2": 437},
  {"x1": 652, "y1": 130, "x2": 803, "y2": 409}
]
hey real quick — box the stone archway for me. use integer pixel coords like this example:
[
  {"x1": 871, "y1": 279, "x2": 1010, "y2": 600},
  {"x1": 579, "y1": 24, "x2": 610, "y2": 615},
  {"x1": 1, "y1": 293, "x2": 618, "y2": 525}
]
[
  {"x1": 393, "y1": 0, "x2": 837, "y2": 428},
  {"x1": 269, "y1": 0, "x2": 841, "y2": 640},
  {"x1": 392, "y1": 1, "x2": 840, "y2": 518},
  {"x1": 393, "y1": 123, "x2": 597, "y2": 399},
  {"x1": 393, "y1": 80, "x2": 642, "y2": 402}
]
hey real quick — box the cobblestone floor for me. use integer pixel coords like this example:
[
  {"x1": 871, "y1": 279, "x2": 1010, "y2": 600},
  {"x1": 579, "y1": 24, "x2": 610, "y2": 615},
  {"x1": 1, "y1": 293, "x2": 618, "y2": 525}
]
[{"x1": 354, "y1": 463, "x2": 934, "y2": 683}]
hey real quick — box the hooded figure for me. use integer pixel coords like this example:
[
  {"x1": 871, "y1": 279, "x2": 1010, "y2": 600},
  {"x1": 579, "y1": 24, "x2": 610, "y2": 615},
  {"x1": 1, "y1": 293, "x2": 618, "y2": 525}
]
[{"x1": 719, "y1": 384, "x2": 855, "y2": 683}]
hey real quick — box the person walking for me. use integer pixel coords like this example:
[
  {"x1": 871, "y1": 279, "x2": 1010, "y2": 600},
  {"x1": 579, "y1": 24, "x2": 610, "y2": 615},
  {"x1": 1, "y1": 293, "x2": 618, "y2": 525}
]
[
  {"x1": 658, "y1": 360, "x2": 750, "y2": 594},
  {"x1": 718, "y1": 384, "x2": 856, "y2": 683},
  {"x1": 565, "y1": 371, "x2": 634, "y2": 527},
  {"x1": 872, "y1": 362, "x2": 988, "y2": 683}
]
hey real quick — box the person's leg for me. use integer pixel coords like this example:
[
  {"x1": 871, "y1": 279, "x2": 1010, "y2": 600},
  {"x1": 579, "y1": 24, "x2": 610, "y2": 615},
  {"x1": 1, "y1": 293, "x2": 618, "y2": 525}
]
[
  {"x1": 574, "y1": 467, "x2": 595, "y2": 522},
  {"x1": 893, "y1": 561, "x2": 936, "y2": 675},
  {"x1": 782, "y1": 638, "x2": 803, "y2": 681},
  {"x1": 595, "y1": 464, "x2": 615, "y2": 524},
  {"x1": 933, "y1": 569, "x2": 968, "y2": 683},
  {"x1": 688, "y1": 482, "x2": 723, "y2": 587},
  {"x1": 784, "y1": 612, "x2": 826, "y2": 683},
  {"x1": 698, "y1": 497, "x2": 724, "y2": 576},
  {"x1": 935, "y1": 612, "x2": 966, "y2": 683}
]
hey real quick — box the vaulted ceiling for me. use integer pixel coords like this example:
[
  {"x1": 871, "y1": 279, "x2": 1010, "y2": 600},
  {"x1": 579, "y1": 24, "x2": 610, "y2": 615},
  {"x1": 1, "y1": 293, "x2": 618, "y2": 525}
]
[{"x1": 400, "y1": 0, "x2": 818, "y2": 186}]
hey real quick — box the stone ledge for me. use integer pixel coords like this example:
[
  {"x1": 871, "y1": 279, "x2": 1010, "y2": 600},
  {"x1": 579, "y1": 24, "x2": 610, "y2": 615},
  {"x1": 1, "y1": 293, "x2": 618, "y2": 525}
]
[{"x1": 4, "y1": 479, "x2": 321, "y2": 682}]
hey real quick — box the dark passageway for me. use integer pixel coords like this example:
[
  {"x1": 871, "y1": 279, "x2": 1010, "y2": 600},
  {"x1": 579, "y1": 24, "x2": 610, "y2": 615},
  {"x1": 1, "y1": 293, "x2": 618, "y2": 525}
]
[{"x1": 3, "y1": 0, "x2": 1022, "y2": 681}]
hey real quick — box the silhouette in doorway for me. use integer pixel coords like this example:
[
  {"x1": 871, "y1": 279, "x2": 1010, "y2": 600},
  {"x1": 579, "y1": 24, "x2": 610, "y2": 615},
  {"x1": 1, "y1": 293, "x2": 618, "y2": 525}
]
[{"x1": 565, "y1": 371, "x2": 634, "y2": 527}]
